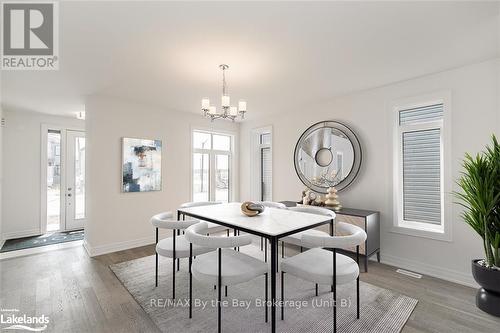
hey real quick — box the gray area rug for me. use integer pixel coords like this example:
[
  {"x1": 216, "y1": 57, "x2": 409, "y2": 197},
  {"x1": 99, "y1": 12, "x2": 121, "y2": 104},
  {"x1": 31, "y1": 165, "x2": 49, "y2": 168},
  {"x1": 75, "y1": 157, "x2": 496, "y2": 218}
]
[{"x1": 110, "y1": 246, "x2": 417, "y2": 333}]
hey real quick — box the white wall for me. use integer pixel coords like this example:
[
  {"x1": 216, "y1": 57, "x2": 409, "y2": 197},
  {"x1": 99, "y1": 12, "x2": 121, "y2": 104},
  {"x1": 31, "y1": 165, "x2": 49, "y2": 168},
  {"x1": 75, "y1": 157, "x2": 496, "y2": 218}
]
[
  {"x1": 240, "y1": 59, "x2": 500, "y2": 286},
  {"x1": 84, "y1": 96, "x2": 239, "y2": 256},
  {"x1": 0, "y1": 106, "x2": 3, "y2": 246},
  {"x1": 1, "y1": 110, "x2": 84, "y2": 240}
]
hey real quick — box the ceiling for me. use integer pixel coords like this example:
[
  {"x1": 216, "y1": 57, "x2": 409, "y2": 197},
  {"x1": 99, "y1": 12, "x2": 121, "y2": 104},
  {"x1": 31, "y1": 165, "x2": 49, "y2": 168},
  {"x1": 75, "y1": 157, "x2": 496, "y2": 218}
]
[{"x1": 1, "y1": 1, "x2": 499, "y2": 119}]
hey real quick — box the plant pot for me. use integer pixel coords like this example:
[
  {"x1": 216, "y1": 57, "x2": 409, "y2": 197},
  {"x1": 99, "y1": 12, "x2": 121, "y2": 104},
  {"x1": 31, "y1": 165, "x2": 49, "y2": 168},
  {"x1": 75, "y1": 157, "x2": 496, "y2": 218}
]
[{"x1": 471, "y1": 259, "x2": 500, "y2": 317}]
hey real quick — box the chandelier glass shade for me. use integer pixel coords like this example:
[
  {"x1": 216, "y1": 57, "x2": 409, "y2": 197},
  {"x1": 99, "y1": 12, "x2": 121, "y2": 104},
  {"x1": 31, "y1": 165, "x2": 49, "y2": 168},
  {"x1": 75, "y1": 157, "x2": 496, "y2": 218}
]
[{"x1": 201, "y1": 64, "x2": 247, "y2": 121}]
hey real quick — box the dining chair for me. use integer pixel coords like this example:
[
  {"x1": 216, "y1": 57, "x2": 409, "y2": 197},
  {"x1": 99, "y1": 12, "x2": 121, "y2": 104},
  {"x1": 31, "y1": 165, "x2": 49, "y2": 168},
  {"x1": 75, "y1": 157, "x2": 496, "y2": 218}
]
[
  {"x1": 185, "y1": 222, "x2": 269, "y2": 333},
  {"x1": 281, "y1": 206, "x2": 335, "y2": 256},
  {"x1": 280, "y1": 222, "x2": 367, "y2": 332},
  {"x1": 151, "y1": 212, "x2": 214, "y2": 299},
  {"x1": 179, "y1": 201, "x2": 230, "y2": 235},
  {"x1": 257, "y1": 201, "x2": 287, "y2": 262}
]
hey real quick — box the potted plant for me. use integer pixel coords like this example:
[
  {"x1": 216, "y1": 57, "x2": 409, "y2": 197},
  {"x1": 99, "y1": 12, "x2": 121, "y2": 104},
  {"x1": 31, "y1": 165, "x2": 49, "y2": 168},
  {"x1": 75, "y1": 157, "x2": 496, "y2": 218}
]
[{"x1": 455, "y1": 135, "x2": 500, "y2": 317}]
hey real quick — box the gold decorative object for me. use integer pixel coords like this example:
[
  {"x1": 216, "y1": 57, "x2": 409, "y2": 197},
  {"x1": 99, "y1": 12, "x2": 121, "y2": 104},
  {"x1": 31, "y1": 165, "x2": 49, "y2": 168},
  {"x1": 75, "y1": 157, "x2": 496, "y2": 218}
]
[
  {"x1": 325, "y1": 187, "x2": 342, "y2": 211},
  {"x1": 241, "y1": 201, "x2": 265, "y2": 217}
]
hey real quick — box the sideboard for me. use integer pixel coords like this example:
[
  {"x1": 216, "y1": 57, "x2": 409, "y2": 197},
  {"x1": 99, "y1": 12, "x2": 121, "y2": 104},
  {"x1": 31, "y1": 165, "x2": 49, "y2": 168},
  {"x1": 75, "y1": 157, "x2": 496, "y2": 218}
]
[{"x1": 280, "y1": 201, "x2": 380, "y2": 272}]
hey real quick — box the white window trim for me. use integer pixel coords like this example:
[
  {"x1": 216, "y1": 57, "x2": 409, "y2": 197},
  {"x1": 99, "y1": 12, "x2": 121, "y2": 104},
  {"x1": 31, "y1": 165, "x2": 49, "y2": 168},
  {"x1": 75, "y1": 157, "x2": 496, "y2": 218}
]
[
  {"x1": 391, "y1": 91, "x2": 452, "y2": 242},
  {"x1": 250, "y1": 126, "x2": 272, "y2": 201},
  {"x1": 190, "y1": 128, "x2": 237, "y2": 203}
]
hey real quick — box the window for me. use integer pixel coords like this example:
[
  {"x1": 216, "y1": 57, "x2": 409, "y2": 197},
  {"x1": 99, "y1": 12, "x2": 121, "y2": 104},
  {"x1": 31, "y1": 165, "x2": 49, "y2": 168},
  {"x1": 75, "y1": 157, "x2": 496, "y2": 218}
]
[
  {"x1": 192, "y1": 130, "x2": 232, "y2": 203},
  {"x1": 260, "y1": 133, "x2": 272, "y2": 201},
  {"x1": 251, "y1": 127, "x2": 272, "y2": 201},
  {"x1": 393, "y1": 94, "x2": 451, "y2": 240}
]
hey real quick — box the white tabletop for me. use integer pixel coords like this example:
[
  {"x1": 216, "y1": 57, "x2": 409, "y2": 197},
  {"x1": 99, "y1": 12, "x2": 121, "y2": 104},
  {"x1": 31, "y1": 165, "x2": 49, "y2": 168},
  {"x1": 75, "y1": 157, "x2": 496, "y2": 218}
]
[{"x1": 179, "y1": 202, "x2": 333, "y2": 237}]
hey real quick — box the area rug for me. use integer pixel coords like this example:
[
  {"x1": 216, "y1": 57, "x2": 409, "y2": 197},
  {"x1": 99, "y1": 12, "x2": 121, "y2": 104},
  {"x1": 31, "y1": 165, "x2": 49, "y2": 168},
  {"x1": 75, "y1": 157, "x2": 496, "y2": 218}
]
[
  {"x1": 0, "y1": 230, "x2": 84, "y2": 252},
  {"x1": 110, "y1": 247, "x2": 417, "y2": 333}
]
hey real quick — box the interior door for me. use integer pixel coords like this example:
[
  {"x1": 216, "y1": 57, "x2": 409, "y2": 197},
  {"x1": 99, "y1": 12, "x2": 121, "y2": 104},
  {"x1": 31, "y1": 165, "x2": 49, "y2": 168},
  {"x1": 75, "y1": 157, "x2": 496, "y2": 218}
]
[{"x1": 65, "y1": 130, "x2": 86, "y2": 230}]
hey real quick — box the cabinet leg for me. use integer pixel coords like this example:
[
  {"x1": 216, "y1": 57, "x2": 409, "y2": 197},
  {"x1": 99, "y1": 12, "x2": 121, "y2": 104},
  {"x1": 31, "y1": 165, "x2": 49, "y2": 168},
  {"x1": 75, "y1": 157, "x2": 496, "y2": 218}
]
[{"x1": 376, "y1": 251, "x2": 381, "y2": 263}]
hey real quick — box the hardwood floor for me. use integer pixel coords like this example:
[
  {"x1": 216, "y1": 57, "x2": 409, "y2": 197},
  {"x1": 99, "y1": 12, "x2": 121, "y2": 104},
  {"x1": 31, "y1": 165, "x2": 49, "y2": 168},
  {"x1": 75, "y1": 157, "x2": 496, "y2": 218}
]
[{"x1": 1, "y1": 241, "x2": 499, "y2": 333}]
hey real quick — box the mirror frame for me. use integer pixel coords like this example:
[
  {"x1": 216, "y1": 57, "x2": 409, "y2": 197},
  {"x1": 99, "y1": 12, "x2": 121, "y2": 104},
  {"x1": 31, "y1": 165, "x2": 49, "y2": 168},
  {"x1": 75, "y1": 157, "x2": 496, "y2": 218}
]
[{"x1": 293, "y1": 120, "x2": 362, "y2": 193}]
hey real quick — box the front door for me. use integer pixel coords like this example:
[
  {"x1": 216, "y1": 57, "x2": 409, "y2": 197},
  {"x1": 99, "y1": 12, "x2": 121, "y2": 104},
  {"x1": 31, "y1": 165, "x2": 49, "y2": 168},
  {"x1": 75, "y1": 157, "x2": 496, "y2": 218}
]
[{"x1": 65, "y1": 130, "x2": 86, "y2": 230}]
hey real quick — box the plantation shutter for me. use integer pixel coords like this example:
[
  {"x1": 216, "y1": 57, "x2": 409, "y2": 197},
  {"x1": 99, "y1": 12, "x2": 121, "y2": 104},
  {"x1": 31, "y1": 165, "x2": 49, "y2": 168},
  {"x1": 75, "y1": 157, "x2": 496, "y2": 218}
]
[
  {"x1": 400, "y1": 104, "x2": 443, "y2": 225},
  {"x1": 261, "y1": 147, "x2": 272, "y2": 201}
]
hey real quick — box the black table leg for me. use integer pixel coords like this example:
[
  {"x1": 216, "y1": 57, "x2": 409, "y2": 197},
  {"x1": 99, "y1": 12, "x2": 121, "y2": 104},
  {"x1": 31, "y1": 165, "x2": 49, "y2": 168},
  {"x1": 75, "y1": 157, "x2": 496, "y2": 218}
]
[
  {"x1": 270, "y1": 236, "x2": 277, "y2": 333},
  {"x1": 265, "y1": 239, "x2": 268, "y2": 262},
  {"x1": 172, "y1": 229, "x2": 176, "y2": 299},
  {"x1": 218, "y1": 248, "x2": 222, "y2": 333},
  {"x1": 356, "y1": 245, "x2": 360, "y2": 319},
  {"x1": 189, "y1": 243, "x2": 193, "y2": 319},
  {"x1": 155, "y1": 228, "x2": 158, "y2": 287},
  {"x1": 265, "y1": 272, "x2": 268, "y2": 323},
  {"x1": 333, "y1": 248, "x2": 337, "y2": 333}
]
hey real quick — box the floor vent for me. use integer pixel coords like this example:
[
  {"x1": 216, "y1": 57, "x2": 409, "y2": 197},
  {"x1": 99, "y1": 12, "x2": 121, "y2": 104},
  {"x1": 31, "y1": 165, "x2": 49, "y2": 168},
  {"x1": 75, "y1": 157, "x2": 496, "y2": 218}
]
[{"x1": 396, "y1": 269, "x2": 423, "y2": 279}]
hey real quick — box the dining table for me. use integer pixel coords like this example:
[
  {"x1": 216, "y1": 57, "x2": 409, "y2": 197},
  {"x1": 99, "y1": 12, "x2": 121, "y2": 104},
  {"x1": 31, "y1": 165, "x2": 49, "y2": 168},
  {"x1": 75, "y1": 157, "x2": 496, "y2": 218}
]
[{"x1": 178, "y1": 202, "x2": 335, "y2": 333}]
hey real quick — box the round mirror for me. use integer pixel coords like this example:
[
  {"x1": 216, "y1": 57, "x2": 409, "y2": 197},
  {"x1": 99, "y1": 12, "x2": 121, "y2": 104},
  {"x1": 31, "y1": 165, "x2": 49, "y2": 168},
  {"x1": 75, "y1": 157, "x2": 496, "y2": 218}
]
[{"x1": 294, "y1": 121, "x2": 362, "y2": 193}]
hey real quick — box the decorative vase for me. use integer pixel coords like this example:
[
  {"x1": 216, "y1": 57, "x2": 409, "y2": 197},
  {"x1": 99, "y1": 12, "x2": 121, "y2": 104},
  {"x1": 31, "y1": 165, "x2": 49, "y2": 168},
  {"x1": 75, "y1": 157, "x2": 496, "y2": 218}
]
[
  {"x1": 325, "y1": 187, "x2": 341, "y2": 211},
  {"x1": 472, "y1": 259, "x2": 500, "y2": 317}
]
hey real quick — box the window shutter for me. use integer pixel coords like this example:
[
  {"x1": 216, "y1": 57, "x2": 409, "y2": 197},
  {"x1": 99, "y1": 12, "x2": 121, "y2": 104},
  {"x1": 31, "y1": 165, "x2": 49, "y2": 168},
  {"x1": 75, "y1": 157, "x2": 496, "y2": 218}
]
[
  {"x1": 400, "y1": 103, "x2": 443, "y2": 225},
  {"x1": 261, "y1": 147, "x2": 272, "y2": 201},
  {"x1": 399, "y1": 103, "x2": 443, "y2": 125}
]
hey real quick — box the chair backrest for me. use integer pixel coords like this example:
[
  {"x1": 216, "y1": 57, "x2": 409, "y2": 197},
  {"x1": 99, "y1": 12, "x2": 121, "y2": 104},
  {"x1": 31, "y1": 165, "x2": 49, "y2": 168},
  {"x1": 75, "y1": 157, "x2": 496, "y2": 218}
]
[
  {"x1": 185, "y1": 222, "x2": 252, "y2": 249},
  {"x1": 151, "y1": 212, "x2": 199, "y2": 230},
  {"x1": 180, "y1": 201, "x2": 222, "y2": 209},
  {"x1": 258, "y1": 201, "x2": 287, "y2": 209},
  {"x1": 301, "y1": 222, "x2": 367, "y2": 249},
  {"x1": 288, "y1": 205, "x2": 336, "y2": 219}
]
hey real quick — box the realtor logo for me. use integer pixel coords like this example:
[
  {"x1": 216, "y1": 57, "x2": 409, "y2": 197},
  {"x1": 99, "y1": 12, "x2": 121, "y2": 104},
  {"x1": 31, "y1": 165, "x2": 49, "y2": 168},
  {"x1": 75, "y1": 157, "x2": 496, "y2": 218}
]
[{"x1": 1, "y1": 1, "x2": 59, "y2": 70}]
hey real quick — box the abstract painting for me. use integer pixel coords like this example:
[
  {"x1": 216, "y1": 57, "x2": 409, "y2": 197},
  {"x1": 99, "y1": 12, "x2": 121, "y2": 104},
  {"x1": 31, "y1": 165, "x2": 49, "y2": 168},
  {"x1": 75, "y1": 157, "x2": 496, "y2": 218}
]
[{"x1": 122, "y1": 138, "x2": 162, "y2": 192}]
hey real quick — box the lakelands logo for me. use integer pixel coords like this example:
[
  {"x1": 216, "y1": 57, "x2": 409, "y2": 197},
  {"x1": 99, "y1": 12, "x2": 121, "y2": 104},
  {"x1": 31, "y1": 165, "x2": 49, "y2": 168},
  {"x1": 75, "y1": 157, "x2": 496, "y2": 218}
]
[
  {"x1": 1, "y1": 1, "x2": 59, "y2": 70},
  {"x1": 0, "y1": 309, "x2": 49, "y2": 331}
]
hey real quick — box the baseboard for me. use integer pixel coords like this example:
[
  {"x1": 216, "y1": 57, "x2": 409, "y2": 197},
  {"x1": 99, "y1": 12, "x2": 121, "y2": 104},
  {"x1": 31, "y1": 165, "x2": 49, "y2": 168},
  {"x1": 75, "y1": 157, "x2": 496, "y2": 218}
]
[
  {"x1": 83, "y1": 235, "x2": 155, "y2": 257},
  {"x1": 381, "y1": 253, "x2": 478, "y2": 288},
  {"x1": 2, "y1": 228, "x2": 40, "y2": 241}
]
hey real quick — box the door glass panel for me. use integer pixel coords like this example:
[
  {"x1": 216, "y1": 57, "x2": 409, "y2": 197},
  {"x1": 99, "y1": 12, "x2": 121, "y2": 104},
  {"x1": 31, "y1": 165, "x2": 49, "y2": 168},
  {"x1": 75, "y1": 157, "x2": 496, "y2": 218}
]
[
  {"x1": 74, "y1": 137, "x2": 86, "y2": 220},
  {"x1": 213, "y1": 134, "x2": 231, "y2": 151},
  {"x1": 193, "y1": 131, "x2": 211, "y2": 149},
  {"x1": 215, "y1": 154, "x2": 230, "y2": 202},
  {"x1": 47, "y1": 131, "x2": 61, "y2": 232},
  {"x1": 193, "y1": 153, "x2": 209, "y2": 201}
]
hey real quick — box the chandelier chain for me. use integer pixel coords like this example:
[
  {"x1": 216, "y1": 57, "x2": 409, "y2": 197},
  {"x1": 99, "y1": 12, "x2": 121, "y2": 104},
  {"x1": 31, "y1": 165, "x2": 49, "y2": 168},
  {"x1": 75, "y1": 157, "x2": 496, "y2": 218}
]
[{"x1": 222, "y1": 66, "x2": 227, "y2": 96}]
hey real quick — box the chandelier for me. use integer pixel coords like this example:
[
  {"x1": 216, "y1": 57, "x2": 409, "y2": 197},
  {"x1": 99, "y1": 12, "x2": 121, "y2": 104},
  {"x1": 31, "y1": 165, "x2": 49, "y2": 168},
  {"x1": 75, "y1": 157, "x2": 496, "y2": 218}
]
[{"x1": 201, "y1": 64, "x2": 247, "y2": 122}]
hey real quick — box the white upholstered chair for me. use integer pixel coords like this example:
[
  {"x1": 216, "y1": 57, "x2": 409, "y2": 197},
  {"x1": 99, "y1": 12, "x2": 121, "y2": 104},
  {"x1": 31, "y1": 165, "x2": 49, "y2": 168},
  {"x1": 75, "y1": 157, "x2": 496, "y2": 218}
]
[
  {"x1": 151, "y1": 212, "x2": 214, "y2": 299},
  {"x1": 280, "y1": 222, "x2": 367, "y2": 332},
  {"x1": 280, "y1": 206, "x2": 336, "y2": 255},
  {"x1": 185, "y1": 222, "x2": 269, "y2": 332},
  {"x1": 179, "y1": 201, "x2": 230, "y2": 235}
]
